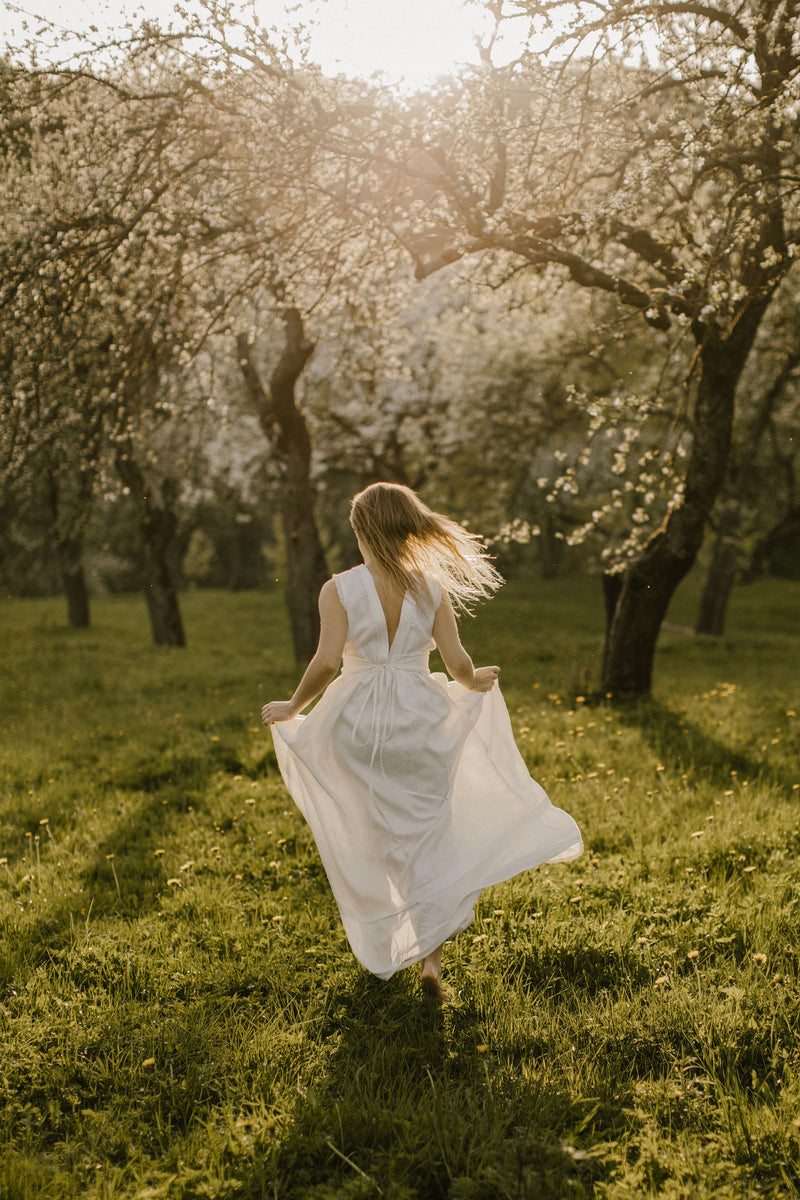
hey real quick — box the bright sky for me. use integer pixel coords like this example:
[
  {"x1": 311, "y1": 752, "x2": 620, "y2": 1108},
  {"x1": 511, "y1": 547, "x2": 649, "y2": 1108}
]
[{"x1": 1, "y1": 0, "x2": 500, "y2": 87}]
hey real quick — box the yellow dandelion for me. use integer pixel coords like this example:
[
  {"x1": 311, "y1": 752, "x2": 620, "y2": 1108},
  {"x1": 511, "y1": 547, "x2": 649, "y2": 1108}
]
[
  {"x1": 753, "y1": 953, "x2": 767, "y2": 966},
  {"x1": 687, "y1": 950, "x2": 700, "y2": 960}
]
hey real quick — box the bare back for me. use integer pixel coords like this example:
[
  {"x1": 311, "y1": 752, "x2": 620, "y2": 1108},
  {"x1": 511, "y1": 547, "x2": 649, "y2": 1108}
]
[{"x1": 365, "y1": 567, "x2": 406, "y2": 650}]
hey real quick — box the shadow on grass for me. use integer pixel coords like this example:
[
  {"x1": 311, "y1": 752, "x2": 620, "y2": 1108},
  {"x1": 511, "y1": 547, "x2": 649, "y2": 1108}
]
[
  {"x1": 2, "y1": 750, "x2": 224, "y2": 995},
  {"x1": 241, "y1": 967, "x2": 612, "y2": 1200},
  {"x1": 612, "y1": 698, "x2": 796, "y2": 794},
  {"x1": 111, "y1": 739, "x2": 280, "y2": 793},
  {"x1": 3, "y1": 722, "x2": 295, "y2": 1013}
]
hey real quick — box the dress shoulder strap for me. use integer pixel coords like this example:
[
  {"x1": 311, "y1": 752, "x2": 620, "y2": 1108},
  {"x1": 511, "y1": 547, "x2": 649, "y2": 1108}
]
[
  {"x1": 333, "y1": 565, "x2": 366, "y2": 614},
  {"x1": 425, "y1": 576, "x2": 443, "y2": 610}
]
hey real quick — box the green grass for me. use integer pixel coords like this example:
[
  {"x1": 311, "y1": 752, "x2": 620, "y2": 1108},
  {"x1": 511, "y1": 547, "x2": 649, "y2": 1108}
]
[{"x1": 1, "y1": 575, "x2": 799, "y2": 1199}]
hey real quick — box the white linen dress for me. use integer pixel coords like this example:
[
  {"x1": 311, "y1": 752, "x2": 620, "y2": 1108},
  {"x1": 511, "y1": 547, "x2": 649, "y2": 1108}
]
[{"x1": 270, "y1": 563, "x2": 583, "y2": 979}]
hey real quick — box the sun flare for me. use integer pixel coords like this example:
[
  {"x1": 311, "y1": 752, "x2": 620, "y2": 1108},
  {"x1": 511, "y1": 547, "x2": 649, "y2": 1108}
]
[
  {"x1": 294, "y1": 0, "x2": 488, "y2": 88},
  {"x1": 1, "y1": 0, "x2": 492, "y2": 86}
]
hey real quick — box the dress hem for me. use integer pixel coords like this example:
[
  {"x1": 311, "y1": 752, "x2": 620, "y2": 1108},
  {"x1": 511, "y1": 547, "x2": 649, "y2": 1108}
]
[{"x1": 356, "y1": 833, "x2": 584, "y2": 980}]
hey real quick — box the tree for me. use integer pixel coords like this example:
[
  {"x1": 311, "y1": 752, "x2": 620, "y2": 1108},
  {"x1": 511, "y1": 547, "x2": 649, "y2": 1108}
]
[
  {"x1": 5, "y1": 10, "x2": 453, "y2": 648},
  {"x1": 352, "y1": 0, "x2": 800, "y2": 694},
  {"x1": 0, "y1": 58, "x2": 212, "y2": 642},
  {"x1": 697, "y1": 271, "x2": 800, "y2": 632},
  {"x1": 0, "y1": 66, "x2": 106, "y2": 626},
  {"x1": 1, "y1": 37, "x2": 302, "y2": 643},
  {"x1": 236, "y1": 308, "x2": 329, "y2": 660}
]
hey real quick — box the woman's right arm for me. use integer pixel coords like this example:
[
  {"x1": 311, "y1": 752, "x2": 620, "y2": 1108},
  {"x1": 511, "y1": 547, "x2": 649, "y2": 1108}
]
[
  {"x1": 261, "y1": 580, "x2": 348, "y2": 724},
  {"x1": 432, "y1": 593, "x2": 499, "y2": 692}
]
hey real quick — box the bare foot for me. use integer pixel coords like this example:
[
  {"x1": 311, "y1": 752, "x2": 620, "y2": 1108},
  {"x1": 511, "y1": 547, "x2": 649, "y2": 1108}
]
[{"x1": 421, "y1": 971, "x2": 449, "y2": 1005}]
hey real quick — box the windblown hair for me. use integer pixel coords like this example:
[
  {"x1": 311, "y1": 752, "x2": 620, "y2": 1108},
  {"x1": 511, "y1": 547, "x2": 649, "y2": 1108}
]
[{"x1": 350, "y1": 483, "x2": 502, "y2": 613}]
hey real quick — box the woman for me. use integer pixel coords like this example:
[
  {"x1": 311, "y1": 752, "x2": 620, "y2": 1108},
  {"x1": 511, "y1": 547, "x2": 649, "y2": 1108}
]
[{"x1": 262, "y1": 483, "x2": 582, "y2": 1002}]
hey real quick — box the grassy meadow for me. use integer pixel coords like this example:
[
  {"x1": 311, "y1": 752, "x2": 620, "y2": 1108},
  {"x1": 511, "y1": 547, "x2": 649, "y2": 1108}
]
[{"x1": 1, "y1": 574, "x2": 799, "y2": 1199}]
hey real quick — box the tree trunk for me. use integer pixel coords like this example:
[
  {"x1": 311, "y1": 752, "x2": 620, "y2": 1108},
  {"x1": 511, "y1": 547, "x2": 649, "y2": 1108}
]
[
  {"x1": 140, "y1": 505, "x2": 185, "y2": 647},
  {"x1": 47, "y1": 475, "x2": 90, "y2": 629},
  {"x1": 601, "y1": 321, "x2": 761, "y2": 696},
  {"x1": 116, "y1": 450, "x2": 186, "y2": 647},
  {"x1": 696, "y1": 501, "x2": 741, "y2": 636},
  {"x1": 743, "y1": 505, "x2": 800, "y2": 580},
  {"x1": 237, "y1": 308, "x2": 328, "y2": 662},
  {"x1": 58, "y1": 539, "x2": 90, "y2": 630}
]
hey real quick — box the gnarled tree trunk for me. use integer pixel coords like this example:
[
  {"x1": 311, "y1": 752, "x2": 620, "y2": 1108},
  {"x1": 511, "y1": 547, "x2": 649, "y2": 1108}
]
[
  {"x1": 237, "y1": 308, "x2": 328, "y2": 662},
  {"x1": 601, "y1": 318, "x2": 764, "y2": 696}
]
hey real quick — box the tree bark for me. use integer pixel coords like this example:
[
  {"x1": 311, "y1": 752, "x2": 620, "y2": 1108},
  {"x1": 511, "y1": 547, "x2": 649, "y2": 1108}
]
[
  {"x1": 601, "y1": 320, "x2": 762, "y2": 696},
  {"x1": 116, "y1": 449, "x2": 186, "y2": 647},
  {"x1": 237, "y1": 308, "x2": 328, "y2": 662},
  {"x1": 58, "y1": 538, "x2": 90, "y2": 630},
  {"x1": 695, "y1": 501, "x2": 741, "y2": 636},
  {"x1": 745, "y1": 505, "x2": 800, "y2": 579},
  {"x1": 47, "y1": 475, "x2": 90, "y2": 629}
]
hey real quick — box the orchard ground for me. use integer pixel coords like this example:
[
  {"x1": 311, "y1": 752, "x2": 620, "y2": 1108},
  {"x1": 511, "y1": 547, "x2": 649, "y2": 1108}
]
[{"x1": 1, "y1": 574, "x2": 799, "y2": 1199}]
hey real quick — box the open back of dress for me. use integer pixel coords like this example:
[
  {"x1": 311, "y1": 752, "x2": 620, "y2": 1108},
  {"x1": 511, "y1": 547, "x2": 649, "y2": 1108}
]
[{"x1": 270, "y1": 563, "x2": 583, "y2": 979}]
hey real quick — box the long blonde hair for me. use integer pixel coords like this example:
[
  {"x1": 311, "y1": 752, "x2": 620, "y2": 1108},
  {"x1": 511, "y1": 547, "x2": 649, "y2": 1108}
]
[{"x1": 349, "y1": 483, "x2": 502, "y2": 613}]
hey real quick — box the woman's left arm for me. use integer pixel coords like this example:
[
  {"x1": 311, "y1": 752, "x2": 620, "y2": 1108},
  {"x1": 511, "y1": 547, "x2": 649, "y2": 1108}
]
[
  {"x1": 261, "y1": 580, "x2": 348, "y2": 724},
  {"x1": 432, "y1": 593, "x2": 499, "y2": 691}
]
